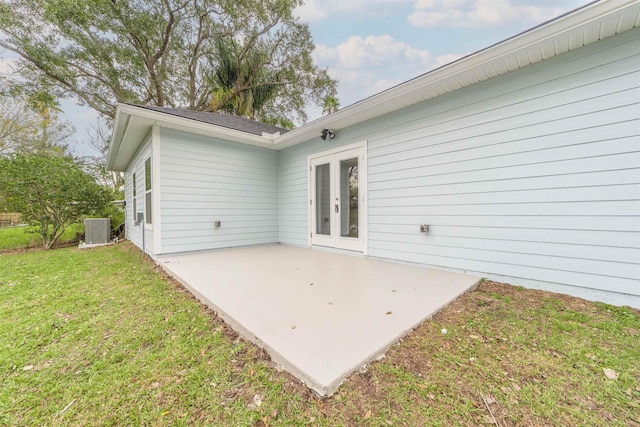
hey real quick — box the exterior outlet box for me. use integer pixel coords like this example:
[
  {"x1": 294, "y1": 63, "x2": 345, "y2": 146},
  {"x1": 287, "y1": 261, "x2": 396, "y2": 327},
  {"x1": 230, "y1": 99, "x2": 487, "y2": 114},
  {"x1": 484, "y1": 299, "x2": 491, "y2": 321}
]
[
  {"x1": 85, "y1": 218, "x2": 111, "y2": 244},
  {"x1": 214, "y1": 221, "x2": 221, "y2": 228},
  {"x1": 420, "y1": 224, "x2": 429, "y2": 234}
]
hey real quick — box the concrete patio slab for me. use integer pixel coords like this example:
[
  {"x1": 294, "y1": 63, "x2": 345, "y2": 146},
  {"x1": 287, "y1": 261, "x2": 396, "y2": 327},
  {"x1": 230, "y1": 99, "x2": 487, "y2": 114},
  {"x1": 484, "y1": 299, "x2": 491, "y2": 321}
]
[{"x1": 159, "y1": 245, "x2": 480, "y2": 396}]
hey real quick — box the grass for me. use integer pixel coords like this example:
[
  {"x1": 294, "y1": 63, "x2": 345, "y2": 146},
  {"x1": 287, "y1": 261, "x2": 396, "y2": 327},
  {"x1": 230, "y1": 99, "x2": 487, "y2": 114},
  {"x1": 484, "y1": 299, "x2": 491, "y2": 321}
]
[
  {"x1": 0, "y1": 242, "x2": 638, "y2": 426},
  {"x1": 0, "y1": 224, "x2": 84, "y2": 252}
]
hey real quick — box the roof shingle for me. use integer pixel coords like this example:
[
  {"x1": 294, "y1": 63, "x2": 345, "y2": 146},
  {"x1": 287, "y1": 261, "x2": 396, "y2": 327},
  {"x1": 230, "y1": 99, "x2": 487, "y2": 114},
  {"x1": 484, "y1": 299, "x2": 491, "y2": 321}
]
[{"x1": 130, "y1": 104, "x2": 289, "y2": 136}]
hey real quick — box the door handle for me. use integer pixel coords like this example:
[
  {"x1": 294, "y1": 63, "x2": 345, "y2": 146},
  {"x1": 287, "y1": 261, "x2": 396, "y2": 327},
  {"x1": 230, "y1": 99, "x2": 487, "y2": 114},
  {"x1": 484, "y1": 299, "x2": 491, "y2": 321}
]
[{"x1": 335, "y1": 204, "x2": 339, "y2": 213}]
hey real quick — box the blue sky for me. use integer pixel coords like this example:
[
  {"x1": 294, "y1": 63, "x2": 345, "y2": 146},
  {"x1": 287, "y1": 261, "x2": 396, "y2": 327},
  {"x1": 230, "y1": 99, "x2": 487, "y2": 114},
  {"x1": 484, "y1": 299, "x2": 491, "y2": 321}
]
[
  {"x1": 299, "y1": 0, "x2": 587, "y2": 114},
  {"x1": 0, "y1": 0, "x2": 588, "y2": 156}
]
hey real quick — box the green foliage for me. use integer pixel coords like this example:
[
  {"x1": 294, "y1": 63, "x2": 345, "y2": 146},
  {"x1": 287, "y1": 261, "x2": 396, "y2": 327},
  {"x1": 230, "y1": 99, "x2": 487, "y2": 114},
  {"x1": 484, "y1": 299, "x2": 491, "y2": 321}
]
[
  {"x1": 0, "y1": 93, "x2": 73, "y2": 156},
  {"x1": 0, "y1": 153, "x2": 112, "y2": 248},
  {"x1": 261, "y1": 116, "x2": 295, "y2": 130},
  {"x1": 209, "y1": 37, "x2": 291, "y2": 124},
  {"x1": 0, "y1": 246, "x2": 638, "y2": 425},
  {"x1": 0, "y1": 224, "x2": 83, "y2": 251},
  {"x1": 91, "y1": 193, "x2": 125, "y2": 230},
  {"x1": 0, "y1": 0, "x2": 338, "y2": 125},
  {"x1": 322, "y1": 95, "x2": 340, "y2": 115}
]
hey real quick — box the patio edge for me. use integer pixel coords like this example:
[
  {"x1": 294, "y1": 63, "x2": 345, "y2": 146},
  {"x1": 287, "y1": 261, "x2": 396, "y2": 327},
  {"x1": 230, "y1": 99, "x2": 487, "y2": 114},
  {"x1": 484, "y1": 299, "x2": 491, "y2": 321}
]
[{"x1": 157, "y1": 259, "x2": 334, "y2": 396}]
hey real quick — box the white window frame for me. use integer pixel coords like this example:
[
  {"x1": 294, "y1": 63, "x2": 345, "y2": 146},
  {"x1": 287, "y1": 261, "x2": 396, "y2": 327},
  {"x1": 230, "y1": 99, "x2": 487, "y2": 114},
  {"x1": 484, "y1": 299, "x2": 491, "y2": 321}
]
[
  {"x1": 144, "y1": 156, "x2": 153, "y2": 229},
  {"x1": 132, "y1": 172, "x2": 137, "y2": 223}
]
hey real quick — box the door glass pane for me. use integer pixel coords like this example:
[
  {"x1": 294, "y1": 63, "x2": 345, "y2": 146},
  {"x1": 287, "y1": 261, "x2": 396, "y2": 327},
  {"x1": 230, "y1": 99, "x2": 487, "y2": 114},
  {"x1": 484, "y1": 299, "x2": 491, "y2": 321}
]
[
  {"x1": 315, "y1": 163, "x2": 331, "y2": 235},
  {"x1": 340, "y1": 158, "x2": 358, "y2": 238}
]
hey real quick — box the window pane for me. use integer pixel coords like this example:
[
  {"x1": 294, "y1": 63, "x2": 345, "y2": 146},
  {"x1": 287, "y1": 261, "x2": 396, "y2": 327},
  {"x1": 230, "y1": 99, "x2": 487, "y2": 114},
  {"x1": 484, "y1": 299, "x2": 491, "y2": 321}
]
[
  {"x1": 145, "y1": 192, "x2": 152, "y2": 224},
  {"x1": 145, "y1": 158, "x2": 152, "y2": 191},
  {"x1": 132, "y1": 173, "x2": 136, "y2": 197},
  {"x1": 315, "y1": 163, "x2": 330, "y2": 235},
  {"x1": 340, "y1": 158, "x2": 358, "y2": 238}
]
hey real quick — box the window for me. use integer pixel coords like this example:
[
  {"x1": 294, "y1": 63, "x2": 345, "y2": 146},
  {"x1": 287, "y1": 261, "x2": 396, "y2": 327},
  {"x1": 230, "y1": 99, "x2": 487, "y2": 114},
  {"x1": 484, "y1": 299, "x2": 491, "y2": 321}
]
[
  {"x1": 132, "y1": 173, "x2": 137, "y2": 221},
  {"x1": 144, "y1": 158, "x2": 152, "y2": 225}
]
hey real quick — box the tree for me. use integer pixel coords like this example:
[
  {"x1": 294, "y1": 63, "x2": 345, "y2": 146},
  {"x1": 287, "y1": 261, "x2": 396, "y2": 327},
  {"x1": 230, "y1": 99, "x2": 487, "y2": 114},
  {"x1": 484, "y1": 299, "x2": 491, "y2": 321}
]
[
  {"x1": 322, "y1": 95, "x2": 340, "y2": 115},
  {"x1": 0, "y1": 153, "x2": 112, "y2": 248},
  {"x1": 209, "y1": 38, "x2": 283, "y2": 122},
  {"x1": 0, "y1": 97, "x2": 37, "y2": 155},
  {"x1": 83, "y1": 120, "x2": 125, "y2": 191},
  {"x1": 0, "y1": 0, "x2": 338, "y2": 125},
  {"x1": 0, "y1": 91, "x2": 73, "y2": 156}
]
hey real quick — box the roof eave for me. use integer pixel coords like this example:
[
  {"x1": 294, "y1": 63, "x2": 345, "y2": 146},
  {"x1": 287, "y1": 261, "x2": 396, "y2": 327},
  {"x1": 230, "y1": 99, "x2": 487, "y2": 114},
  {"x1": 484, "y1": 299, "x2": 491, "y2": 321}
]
[
  {"x1": 107, "y1": 104, "x2": 277, "y2": 171},
  {"x1": 105, "y1": 105, "x2": 127, "y2": 171},
  {"x1": 107, "y1": 0, "x2": 638, "y2": 159},
  {"x1": 271, "y1": 0, "x2": 639, "y2": 149}
]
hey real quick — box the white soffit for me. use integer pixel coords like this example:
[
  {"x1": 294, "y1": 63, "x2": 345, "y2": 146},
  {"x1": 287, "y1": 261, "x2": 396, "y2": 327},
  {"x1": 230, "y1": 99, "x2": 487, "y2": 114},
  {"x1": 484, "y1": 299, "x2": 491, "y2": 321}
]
[
  {"x1": 107, "y1": 0, "x2": 640, "y2": 169},
  {"x1": 272, "y1": 0, "x2": 640, "y2": 149}
]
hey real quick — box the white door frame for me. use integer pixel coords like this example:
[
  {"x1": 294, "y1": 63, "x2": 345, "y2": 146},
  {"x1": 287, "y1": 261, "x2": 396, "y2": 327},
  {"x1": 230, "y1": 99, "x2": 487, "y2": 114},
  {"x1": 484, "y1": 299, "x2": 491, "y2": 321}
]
[
  {"x1": 307, "y1": 140, "x2": 368, "y2": 254},
  {"x1": 309, "y1": 153, "x2": 335, "y2": 248}
]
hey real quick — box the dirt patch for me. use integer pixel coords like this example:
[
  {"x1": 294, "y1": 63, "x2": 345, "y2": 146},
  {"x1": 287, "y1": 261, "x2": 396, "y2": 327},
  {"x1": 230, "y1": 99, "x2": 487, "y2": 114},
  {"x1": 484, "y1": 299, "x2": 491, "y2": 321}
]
[
  {"x1": 0, "y1": 245, "x2": 47, "y2": 255},
  {"x1": 306, "y1": 280, "x2": 640, "y2": 426}
]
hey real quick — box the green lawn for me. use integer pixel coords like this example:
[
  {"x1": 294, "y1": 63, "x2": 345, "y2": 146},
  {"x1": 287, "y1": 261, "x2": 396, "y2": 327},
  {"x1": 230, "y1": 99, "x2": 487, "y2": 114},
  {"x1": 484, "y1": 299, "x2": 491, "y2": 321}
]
[
  {"x1": 1, "y1": 243, "x2": 638, "y2": 426},
  {"x1": 0, "y1": 224, "x2": 84, "y2": 252}
]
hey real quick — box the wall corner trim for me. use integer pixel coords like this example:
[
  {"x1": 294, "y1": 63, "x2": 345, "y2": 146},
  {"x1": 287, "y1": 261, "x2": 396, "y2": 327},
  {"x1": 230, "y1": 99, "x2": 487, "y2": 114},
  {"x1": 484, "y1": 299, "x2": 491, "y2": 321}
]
[{"x1": 152, "y1": 125, "x2": 162, "y2": 255}]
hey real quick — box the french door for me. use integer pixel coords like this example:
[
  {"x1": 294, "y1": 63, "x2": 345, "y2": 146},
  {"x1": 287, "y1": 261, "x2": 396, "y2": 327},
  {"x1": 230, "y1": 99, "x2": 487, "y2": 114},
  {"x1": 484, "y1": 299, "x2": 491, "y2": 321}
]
[{"x1": 310, "y1": 145, "x2": 365, "y2": 252}]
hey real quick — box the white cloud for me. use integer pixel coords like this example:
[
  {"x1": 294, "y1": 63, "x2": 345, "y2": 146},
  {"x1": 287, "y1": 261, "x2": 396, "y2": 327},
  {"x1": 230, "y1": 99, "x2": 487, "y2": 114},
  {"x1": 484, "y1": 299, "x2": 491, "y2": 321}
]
[
  {"x1": 408, "y1": 0, "x2": 566, "y2": 28},
  {"x1": 294, "y1": 1, "x2": 327, "y2": 22},
  {"x1": 433, "y1": 52, "x2": 465, "y2": 68},
  {"x1": 295, "y1": 0, "x2": 412, "y2": 22},
  {"x1": 314, "y1": 35, "x2": 432, "y2": 70},
  {"x1": 312, "y1": 34, "x2": 464, "y2": 111},
  {"x1": 373, "y1": 78, "x2": 404, "y2": 93}
]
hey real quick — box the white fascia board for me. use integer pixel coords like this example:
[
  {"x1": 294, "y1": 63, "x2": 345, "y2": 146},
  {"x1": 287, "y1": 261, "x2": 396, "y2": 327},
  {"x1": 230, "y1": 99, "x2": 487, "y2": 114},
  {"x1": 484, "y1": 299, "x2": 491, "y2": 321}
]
[
  {"x1": 272, "y1": 0, "x2": 638, "y2": 149},
  {"x1": 106, "y1": 1, "x2": 637, "y2": 158},
  {"x1": 105, "y1": 105, "x2": 128, "y2": 170},
  {"x1": 107, "y1": 104, "x2": 278, "y2": 171}
]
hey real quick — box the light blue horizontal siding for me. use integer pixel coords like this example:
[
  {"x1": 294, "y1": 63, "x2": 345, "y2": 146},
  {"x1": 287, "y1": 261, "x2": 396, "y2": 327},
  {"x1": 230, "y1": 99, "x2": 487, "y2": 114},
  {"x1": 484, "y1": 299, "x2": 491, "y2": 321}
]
[
  {"x1": 124, "y1": 135, "x2": 154, "y2": 257},
  {"x1": 278, "y1": 139, "x2": 364, "y2": 247},
  {"x1": 278, "y1": 27, "x2": 640, "y2": 303},
  {"x1": 159, "y1": 128, "x2": 278, "y2": 254}
]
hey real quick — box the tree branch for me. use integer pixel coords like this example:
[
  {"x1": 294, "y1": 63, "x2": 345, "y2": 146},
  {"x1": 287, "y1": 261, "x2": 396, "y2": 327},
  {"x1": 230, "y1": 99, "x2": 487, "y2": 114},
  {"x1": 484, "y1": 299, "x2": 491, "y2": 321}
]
[{"x1": 0, "y1": 41, "x2": 114, "y2": 117}]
